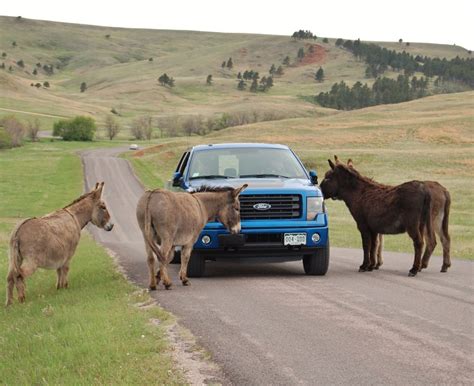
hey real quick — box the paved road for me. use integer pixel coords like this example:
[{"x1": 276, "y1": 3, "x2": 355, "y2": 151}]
[{"x1": 82, "y1": 147, "x2": 474, "y2": 385}]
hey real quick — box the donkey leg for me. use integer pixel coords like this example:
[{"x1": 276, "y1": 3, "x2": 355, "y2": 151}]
[
  {"x1": 408, "y1": 228, "x2": 424, "y2": 277},
  {"x1": 359, "y1": 231, "x2": 372, "y2": 272},
  {"x1": 157, "y1": 241, "x2": 174, "y2": 290},
  {"x1": 16, "y1": 261, "x2": 37, "y2": 303},
  {"x1": 421, "y1": 230, "x2": 437, "y2": 269},
  {"x1": 179, "y1": 245, "x2": 193, "y2": 286},
  {"x1": 440, "y1": 229, "x2": 451, "y2": 273},
  {"x1": 375, "y1": 234, "x2": 384, "y2": 269},
  {"x1": 368, "y1": 232, "x2": 378, "y2": 271},
  {"x1": 6, "y1": 270, "x2": 16, "y2": 306},
  {"x1": 56, "y1": 264, "x2": 69, "y2": 289},
  {"x1": 145, "y1": 243, "x2": 158, "y2": 290}
]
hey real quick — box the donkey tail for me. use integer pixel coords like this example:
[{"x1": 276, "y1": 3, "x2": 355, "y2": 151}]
[
  {"x1": 442, "y1": 189, "x2": 451, "y2": 237},
  {"x1": 421, "y1": 189, "x2": 435, "y2": 248},
  {"x1": 144, "y1": 191, "x2": 167, "y2": 263},
  {"x1": 8, "y1": 218, "x2": 32, "y2": 275}
]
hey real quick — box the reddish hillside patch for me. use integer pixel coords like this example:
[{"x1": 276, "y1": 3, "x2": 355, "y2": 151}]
[{"x1": 297, "y1": 44, "x2": 328, "y2": 66}]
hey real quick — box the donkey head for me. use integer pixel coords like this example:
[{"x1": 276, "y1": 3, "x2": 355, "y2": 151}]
[
  {"x1": 320, "y1": 156, "x2": 357, "y2": 200},
  {"x1": 216, "y1": 184, "x2": 248, "y2": 234},
  {"x1": 90, "y1": 182, "x2": 114, "y2": 231}
]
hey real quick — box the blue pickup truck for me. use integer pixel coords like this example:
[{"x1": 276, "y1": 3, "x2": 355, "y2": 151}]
[{"x1": 170, "y1": 143, "x2": 329, "y2": 277}]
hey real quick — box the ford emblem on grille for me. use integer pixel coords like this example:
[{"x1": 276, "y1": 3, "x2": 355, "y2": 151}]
[{"x1": 253, "y1": 203, "x2": 272, "y2": 211}]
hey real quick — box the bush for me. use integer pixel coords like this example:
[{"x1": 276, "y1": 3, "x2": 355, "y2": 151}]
[
  {"x1": 53, "y1": 116, "x2": 96, "y2": 141},
  {"x1": 0, "y1": 127, "x2": 13, "y2": 149},
  {"x1": 0, "y1": 116, "x2": 25, "y2": 147}
]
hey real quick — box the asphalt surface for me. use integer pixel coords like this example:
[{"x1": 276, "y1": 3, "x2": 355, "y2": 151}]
[{"x1": 82, "y1": 147, "x2": 473, "y2": 385}]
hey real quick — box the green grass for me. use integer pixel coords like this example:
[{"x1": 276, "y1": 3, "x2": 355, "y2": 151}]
[
  {"x1": 0, "y1": 140, "x2": 184, "y2": 384},
  {"x1": 128, "y1": 92, "x2": 474, "y2": 260}
]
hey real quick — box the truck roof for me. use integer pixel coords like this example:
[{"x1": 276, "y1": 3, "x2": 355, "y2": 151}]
[{"x1": 192, "y1": 143, "x2": 289, "y2": 151}]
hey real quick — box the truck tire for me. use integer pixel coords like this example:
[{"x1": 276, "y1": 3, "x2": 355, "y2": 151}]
[
  {"x1": 303, "y1": 243, "x2": 330, "y2": 276},
  {"x1": 187, "y1": 252, "x2": 205, "y2": 277}
]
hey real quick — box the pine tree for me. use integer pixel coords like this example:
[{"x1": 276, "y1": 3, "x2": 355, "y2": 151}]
[
  {"x1": 269, "y1": 64, "x2": 276, "y2": 75},
  {"x1": 315, "y1": 67, "x2": 324, "y2": 82},
  {"x1": 250, "y1": 78, "x2": 258, "y2": 92},
  {"x1": 297, "y1": 48, "x2": 305, "y2": 60},
  {"x1": 237, "y1": 72, "x2": 242, "y2": 79},
  {"x1": 276, "y1": 66, "x2": 284, "y2": 76},
  {"x1": 226, "y1": 57, "x2": 233, "y2": 69},
  {"x1": 283, "y1": 56, "x2": 290, "y2": 66},
  {"x1": 80, "y1": 82, "x2": 87, "y2": 92},
  {"x1": 237, "y1": 80, "x2": 246, "y2": 90},
  {"x1": 206, "y1": 74, "x2": 213, "y2": 85},
  {"x1": 221, "y1": 61, "x2": 226, "y2": 68}
]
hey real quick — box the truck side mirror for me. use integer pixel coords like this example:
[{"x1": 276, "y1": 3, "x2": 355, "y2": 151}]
[
  {"x1": 309, "y1": 170, "x2": 318, "y2": 185},
  {"x1": 172, "y1": 172, "x2": 183, "y2": 187}
]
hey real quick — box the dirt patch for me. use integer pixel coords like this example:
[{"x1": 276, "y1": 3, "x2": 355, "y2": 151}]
[
  {"x1": 297, "y1": 43, "x2": 328, "y2": 66},
  {"x1": 238, "y1": 47, "x2": 248, "y2": 57}
]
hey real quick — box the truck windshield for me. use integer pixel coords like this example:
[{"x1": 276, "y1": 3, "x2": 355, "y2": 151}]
[{"x1": 188, "y1": 147, "x2": 307, "y2": 180}]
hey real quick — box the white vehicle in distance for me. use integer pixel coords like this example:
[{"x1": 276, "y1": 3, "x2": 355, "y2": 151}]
[{"x1": 129, "y1": 144, "x2": 139, "y2": 150}]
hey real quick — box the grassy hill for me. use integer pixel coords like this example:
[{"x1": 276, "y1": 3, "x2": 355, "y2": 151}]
[{"x1": 0, "y1": 16, "x2": 471, "y2": 134}]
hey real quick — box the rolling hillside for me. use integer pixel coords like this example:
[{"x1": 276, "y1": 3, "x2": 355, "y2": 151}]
[{"x1": 0, "y1": 16, "x2": 471, "y2": 132}]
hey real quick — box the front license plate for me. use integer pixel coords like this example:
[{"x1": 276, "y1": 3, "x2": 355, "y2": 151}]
[{"x1": 284, "y1": 233, "x2": 306, "y2": 246}]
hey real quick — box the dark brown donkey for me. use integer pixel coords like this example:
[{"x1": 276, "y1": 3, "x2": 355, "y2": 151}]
[
  {"x1": 344, "y1": 158, "x2": 451, "y2": 272},
  {"x1": 6, "y1": 182, "x2": 114, "y2": 306},
  {"x1": 320, "y1": 157, "x2": 435, "y2": 276},
  {"x1": 136, "y1": 185, "x2": 247, "y2": 290}
]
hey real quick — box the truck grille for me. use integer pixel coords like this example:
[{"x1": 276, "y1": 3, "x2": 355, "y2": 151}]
[{"x1": 239, "y1": 194, "x2": 302, "y2": 219}]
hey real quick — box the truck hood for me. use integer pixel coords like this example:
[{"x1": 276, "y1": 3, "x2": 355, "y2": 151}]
[{"x1": 187, "y1": 178, "x2": 322, "y2": 196}]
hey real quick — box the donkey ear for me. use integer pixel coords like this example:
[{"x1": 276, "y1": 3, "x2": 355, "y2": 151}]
[
  {"x1": 334, "y1": 155, "x2": 340, "y2": 164},
  {"x1": 232, "y1": 184, "x2": 248, "y2": 198},
  {"x1": 328, "y1": 159, "x2": 335, "y2": 170},
  {"x1": 94, "y1": 182, "x2": 100, "y2": 190},
  {"x1": 347, "y1": 158, "x2": 354, "y2": 168}
]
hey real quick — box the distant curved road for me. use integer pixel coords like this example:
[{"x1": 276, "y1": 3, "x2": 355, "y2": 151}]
[{"x1": 82, "y1": 147, "x2": 473, "y2": 385}]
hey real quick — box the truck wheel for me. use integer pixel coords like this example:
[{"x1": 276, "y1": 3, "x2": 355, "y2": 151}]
[
  {"x1": 187, "y1": 252, "x2": 205, "y2": 277},
  {"x1": 303, "y1": 243, "x2": 330, "y2": 276},
  {"x1": 170, "y1": 250, "x2": 181, "y2": 264}
]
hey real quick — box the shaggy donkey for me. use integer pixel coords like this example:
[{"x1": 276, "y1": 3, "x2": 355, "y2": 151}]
[
  {"x1": 343, "y1": 158, "x2": 451, "y2": 272},
  {"x1": 320, "y1": 157, "x2": 435, "y2": 276},
  {"x1": 6, "y1": 182, "x2": 113, "y2": 306},
  {"x1": 136, "y1": 185, "x2": 247, "y2": 290}
]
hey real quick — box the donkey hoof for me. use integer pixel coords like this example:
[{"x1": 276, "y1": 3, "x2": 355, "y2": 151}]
[
  {"x1": 440, "y1": 265, "x2": 449, "y2": 273},
  {"x1": 182, "y1": 280, "x2": 190, "y2": 286},
  {"x1": 164, "y1": 284, "x2": 172, "y2": 290},
  {"x1": 149, "y1": 285, "x2": 157, "y2": 291},
  {"x1": 359, "y1": 266, "x2": 368, "y2": 272},
  {"x1": 408, "y1": 268, "x2": 418, "y2": 277}
]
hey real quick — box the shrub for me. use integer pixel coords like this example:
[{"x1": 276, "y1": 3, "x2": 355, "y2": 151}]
[
  {"x1": 0, "y1": 127, "x2": 13, "y2": 149},
  {"x1": 43, "y1": 81, "x2": 50, "y2": 88},
  {"x1": 53, "y1": 116, "x2": 96, "y2": 141},
  {"x1": 0, "y1": 115, "x2": 25, "y2": 147}
]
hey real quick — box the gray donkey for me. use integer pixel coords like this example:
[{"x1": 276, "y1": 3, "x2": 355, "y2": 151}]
[
  {"x1": 136, "y1": 185, "x2": 247, "y2": 290},
  {"x1": 6, "y1": 182, "x2": 114, "y2": 306}
]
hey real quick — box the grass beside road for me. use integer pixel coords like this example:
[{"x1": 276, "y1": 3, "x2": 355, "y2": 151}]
[{"x1": 0, "y1": 140, "x2": 184, "y2": 384}]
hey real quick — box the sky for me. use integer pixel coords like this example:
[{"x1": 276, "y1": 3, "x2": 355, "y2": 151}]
[{"x1": 2, "y1": 0, "x2": 473, "y2": 50}]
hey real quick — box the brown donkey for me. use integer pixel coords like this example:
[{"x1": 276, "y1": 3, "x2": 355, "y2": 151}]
[
  {"x1": 136, "y1": 185, "x2": 247, "y2": 290},
  {"x1": 343, "y1": 158, "x2": 451, "y2": 272},
  {"x1": 320, "y1": 157, "x2": 435, "y2": 276},
  {"x1": 6, "y1": 182, "x2": 114, "y2": 306}
]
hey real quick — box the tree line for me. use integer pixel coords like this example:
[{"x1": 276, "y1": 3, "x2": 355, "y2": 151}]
[
  {"x1": 316, "y1": 75, "x2": 430, "y2": 110},
  {"x1": 336, "y1": 39, "x2": 474, "y2": 87}
]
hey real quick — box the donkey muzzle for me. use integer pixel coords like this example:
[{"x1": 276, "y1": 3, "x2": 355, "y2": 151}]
[
  {"x1": 230, "y1": 224, "x2": 241, "y2": 235},
  {"x1": 104, "y1": 222, "x2": 114, "y2": 231}
]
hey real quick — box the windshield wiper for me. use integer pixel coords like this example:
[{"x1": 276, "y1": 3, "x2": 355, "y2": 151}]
[
  {"x1": 240, "y1": 174, "x2": 290, "y2": 179},
  {"x1": 189, "y1": 174, "x2": 234, "y2": 180}
]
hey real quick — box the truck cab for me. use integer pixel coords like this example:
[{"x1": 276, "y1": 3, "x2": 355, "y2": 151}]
[{"x1": 170, "y1": 143, "x2": 329, "y2": 277}]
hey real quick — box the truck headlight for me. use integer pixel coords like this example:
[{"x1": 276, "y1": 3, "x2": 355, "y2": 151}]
[{"x1": 306, "y1": 197, "x2": 324, "y2": 220}]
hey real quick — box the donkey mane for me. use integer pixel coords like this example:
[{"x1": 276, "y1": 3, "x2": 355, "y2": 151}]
[
  {"x1": 62, "y1": 191, "x2": 94, "y2": 209},
  {"x1": 339, "y1": 164, "x2": 387, "y2": 188},
  {"x1": 191, "y1": 185, "x2": 234, "y2": 194}
]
